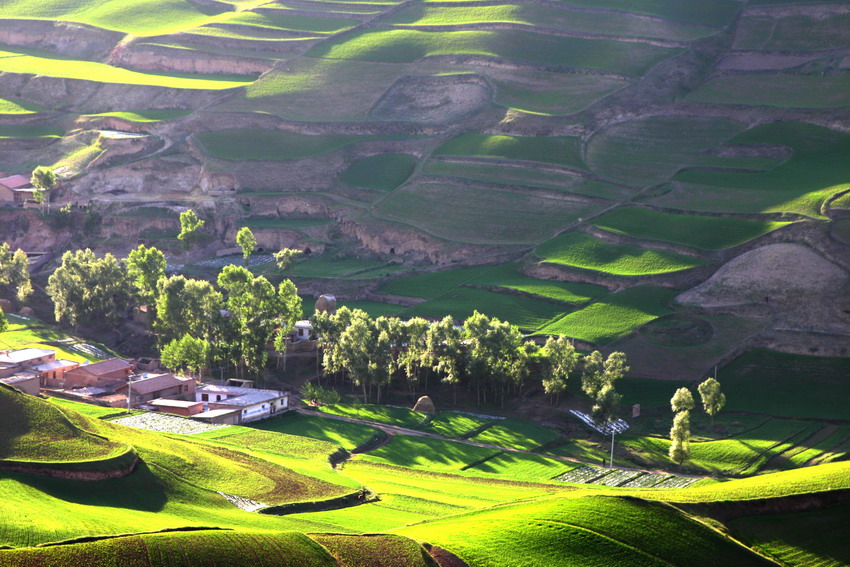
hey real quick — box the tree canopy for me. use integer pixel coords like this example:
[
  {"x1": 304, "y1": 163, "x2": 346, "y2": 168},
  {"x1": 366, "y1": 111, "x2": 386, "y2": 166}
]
[
  {"x1": 0, "y1": 243, "x2": 32, "y2": 302},
  {"x1": 126, "y1": 244, "x2": 166, "y2": 305},
  {"x1": 235, "y1": 227, "x2": 256, "y2": 264},
  {"x1": 46, "y1": 249, "x2": 131, "y2": 328}
]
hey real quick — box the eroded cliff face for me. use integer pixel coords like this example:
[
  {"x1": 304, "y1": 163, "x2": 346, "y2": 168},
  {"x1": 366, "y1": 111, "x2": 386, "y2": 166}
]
[
  {"x1": 0, "y1": 19, "x2": 123, "y2": 59},
  {"x1": 110, "y1": 41, "x2": 273, "y2": 76},
  {"x1": 0, "y1": 209, "x2": 75, "y2": 251},
  {"x1": 77, "y1": 156, "x2": 237, "y2": 197},
  {"x1": 0, "y1": 73, "x2": 226, "y2": 113}
]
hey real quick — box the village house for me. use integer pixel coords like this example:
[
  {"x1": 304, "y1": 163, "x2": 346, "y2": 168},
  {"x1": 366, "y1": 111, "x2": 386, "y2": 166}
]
[
  {"x1": 0, "y1": 348, "x2": 56, "y2": 378},
  {"x1": 115, "y1": 373, "x2": 196, "y2": 407},
  {"x1": 0, "y1": 372, "x2": 39, "y2": 396},
  {"x1": 195, "y1": 384, "x2": 289, "y2": 423},
  {"x1": 0, "y1": 174, "x2": 33, "y2": 205},
  {"x1": 33, "y1": 359, "x2": 80, "y2": 388},
  {"x1": 63, "y1": 358, "x2": 133, "y2": 389}
]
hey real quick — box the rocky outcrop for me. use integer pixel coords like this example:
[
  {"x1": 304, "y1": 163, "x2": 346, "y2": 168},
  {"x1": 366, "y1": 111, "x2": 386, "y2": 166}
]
[{"x1": 0, "y1": 19, "x2": 124, "y2": 60}]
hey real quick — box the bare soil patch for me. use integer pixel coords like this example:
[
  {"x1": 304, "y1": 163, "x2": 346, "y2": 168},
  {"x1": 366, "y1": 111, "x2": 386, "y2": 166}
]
[{"x1": 370, "y1": 74, "x2": 492, "y2": 123}]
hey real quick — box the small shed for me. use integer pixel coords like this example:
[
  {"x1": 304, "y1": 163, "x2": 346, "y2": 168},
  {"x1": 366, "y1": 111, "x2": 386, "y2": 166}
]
[
  {"x1": 412, "y1": 395, "x2": 436, "y2": 414},
  {"x1": 293, "y1": 320, "x2": 312, "y2": 342},
  {"x1": 150, "y1": 398, "x2": 204, "y2": 417},
  {"x1": 194, "y1": 408, "x2": 242, "y2": 425}
]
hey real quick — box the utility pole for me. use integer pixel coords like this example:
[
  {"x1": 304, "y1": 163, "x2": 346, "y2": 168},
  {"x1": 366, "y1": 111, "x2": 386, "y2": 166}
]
[{"x1": 609, "y1": 428, "x2": 615, "y2": 468}]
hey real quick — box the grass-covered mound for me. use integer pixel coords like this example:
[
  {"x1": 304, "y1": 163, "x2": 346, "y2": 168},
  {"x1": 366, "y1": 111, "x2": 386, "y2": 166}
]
[
  {"x1": 538, "y1": 286, "x2": 676, "y2": 344},
  {"x1": 592, "y1": 207, "x2": 792, "y2": 250},
  {"x1": 0, "y1": 530, "x2": 339, "y2": 567},
  {"x1": 433, "y1": 133, "x2": 583, "y2": 167},
  {"x1": 536, "y1": 232, "x2": 707, "y2": 276},
  {"x1": 311, "y1": 533, "x2": 438, "y2": 567},
  {"x1": 0, "y1": 385, "x2": 129, "y2": 467},
  {"x1": 398, "y1": 495, "x2": 772, "y2": 567}
]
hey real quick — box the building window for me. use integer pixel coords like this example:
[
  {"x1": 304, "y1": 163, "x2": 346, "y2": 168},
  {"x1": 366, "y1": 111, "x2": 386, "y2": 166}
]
[
  {"x1": 202, "y1": 394, "x2": 208, "y2": 401},
  {"x1": 217, "y1": 395, "x2": 222, "y2": 401}
]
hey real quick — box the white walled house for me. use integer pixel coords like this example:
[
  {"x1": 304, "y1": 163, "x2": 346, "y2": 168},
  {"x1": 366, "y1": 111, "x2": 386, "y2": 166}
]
[{"x1": 195, "y1": 384, "x2": 289, "y2": 423}]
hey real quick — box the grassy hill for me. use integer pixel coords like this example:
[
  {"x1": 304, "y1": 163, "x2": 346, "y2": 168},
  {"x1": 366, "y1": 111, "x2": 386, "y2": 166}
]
[{"x1": 0, "y1": 393, "x2": 847, "y2": 565}]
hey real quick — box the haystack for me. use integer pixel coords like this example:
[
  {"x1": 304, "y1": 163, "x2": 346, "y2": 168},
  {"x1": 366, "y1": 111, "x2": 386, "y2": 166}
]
[
  {"x1": 0, "y1": 299, "x2": 11, "y2": 313},
  {"x1": 412, "y1": 395, "x2": 436, "y2": 414},
  {"x1": 315, "y1": 294, "x2": 337, "y2": 315},
  {"x1": 18, "y1": 306, "x2": 34, "y2": 317}
]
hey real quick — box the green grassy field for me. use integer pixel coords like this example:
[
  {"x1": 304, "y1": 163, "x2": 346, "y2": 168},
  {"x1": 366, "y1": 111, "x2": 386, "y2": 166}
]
[
  {"x1": 0, "y1": 97, "x2": 45, "y2": 114},
  {"x1": 0, "y1": 314, "x2": 109, "y2": 363},
  {"x1": 317, "y1": 404, "x2": 426, "y2": 428},
  {"x1": 0, "y1": 385, "x2": 128, "y2": 464},
  {"x1": 308, "y1": 29, "x2": 680, "y2": 74},
  {"x1": 374, "y1": 181, "x2": 601, "y2": 244},
  {"x1": 731, "y1": 504, "x2": 850, "y2": 567},
  {"x1": 84, "y1": 109, "x2": 191, "y2": 122},
  {"x1": 423, "y1": 159, "x2": 634, "y2": 200},
  {"x1": 402, "y1": 286, "x2": 568, "y2": 331},
  {"x1": 0, "y1": 124, "x2": 63, "y2": 139},
  {"x1": 687, "y1": 74, "x2": 850, "y2": 108},
  {"x1": 288, "y1": 255, "x2": 397, "y2": 279},
  {"x1": 399, "y1": 495, "x2": 770, "y2": 567},
  {"x1": 469, "y1": 419, "x2": 561, "y2": 451},
  {"x1": 546, "y1": 0, "x2": 741, "y2": 28},
  {"x1": 538, "y1": 286, "x2": 677, "y2": 344},
  {"x1": 622, "y1": 417, "x2": 821, "y2": 475},
  {"x1": 380, "y1": 266, "x2": 498, "y2": 299},
  {"x1": 719, "y1": 349, "x2": 850, "y2": 420},
  {"x1": 248, "y1": 412, "x2": 379, "y2": 451},
  {"x1": 386, "y1": 3, "x2": 716, "y2": 42},
  {"x1": 225, "y1": 58, "x2": 406, "y2": 121},
  {"x1": 592, "y1": 207, "x2": 792, "y2": 250},
  {"x1": 433, "y1": 133, "x2": 583, "y2": 167},
  {"x1": 196, "y1": 129, "x2": 395, "y2": 160},
  {"x1": 339, "y1": 153, "x2": 417, "y2": 191},
  {"x1": 360, "y1": 435, "x2": 501, "y2": 473},
  {"x1": 0, "y1": 47, "x2": 254, "y2": 89},
  {"x1": 464, "y1": 451, "x2": 576, "y2": 483},
  {"x1": 586, "y1": 116, "x2": 766, "y2": 186},
  {"x1": 662, "y1": 122, "x2": 850, "y2": 217},
  {"x1": 418, "y1": 412, "x2": 492, "y2": 438},
  {"x1": 491, "y1": 73, "x2": 629, "y2": 116},
  {"x1": 535, "y1": 232, "x2": 707, "y2": 275}
]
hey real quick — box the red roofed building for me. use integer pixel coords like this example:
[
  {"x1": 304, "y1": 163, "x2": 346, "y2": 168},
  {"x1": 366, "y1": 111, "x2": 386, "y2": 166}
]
[
  {"x1": 115, "y1": 373, "x2": 196, "y2": 406},
  {"x1": 0, "y1": 174, "x2": 32, "y2": 204},
  {"x1": 63, "y1": 358, "x2": 133, "y2": 389}
]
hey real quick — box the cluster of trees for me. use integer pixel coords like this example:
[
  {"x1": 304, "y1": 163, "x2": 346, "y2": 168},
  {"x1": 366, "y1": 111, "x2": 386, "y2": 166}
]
[
  {"x1": 0, "y1": 243, "x2": 32, "y2": 303},
  {"x1": 312, "y1": 307, "x2": 629, "y2": 416},
  {"x1": 668, "y1": 377, "x2": 727, "y2": 467},
  {"x1": 45, "y1": 241, "x2": 302, "y2": 377}
]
